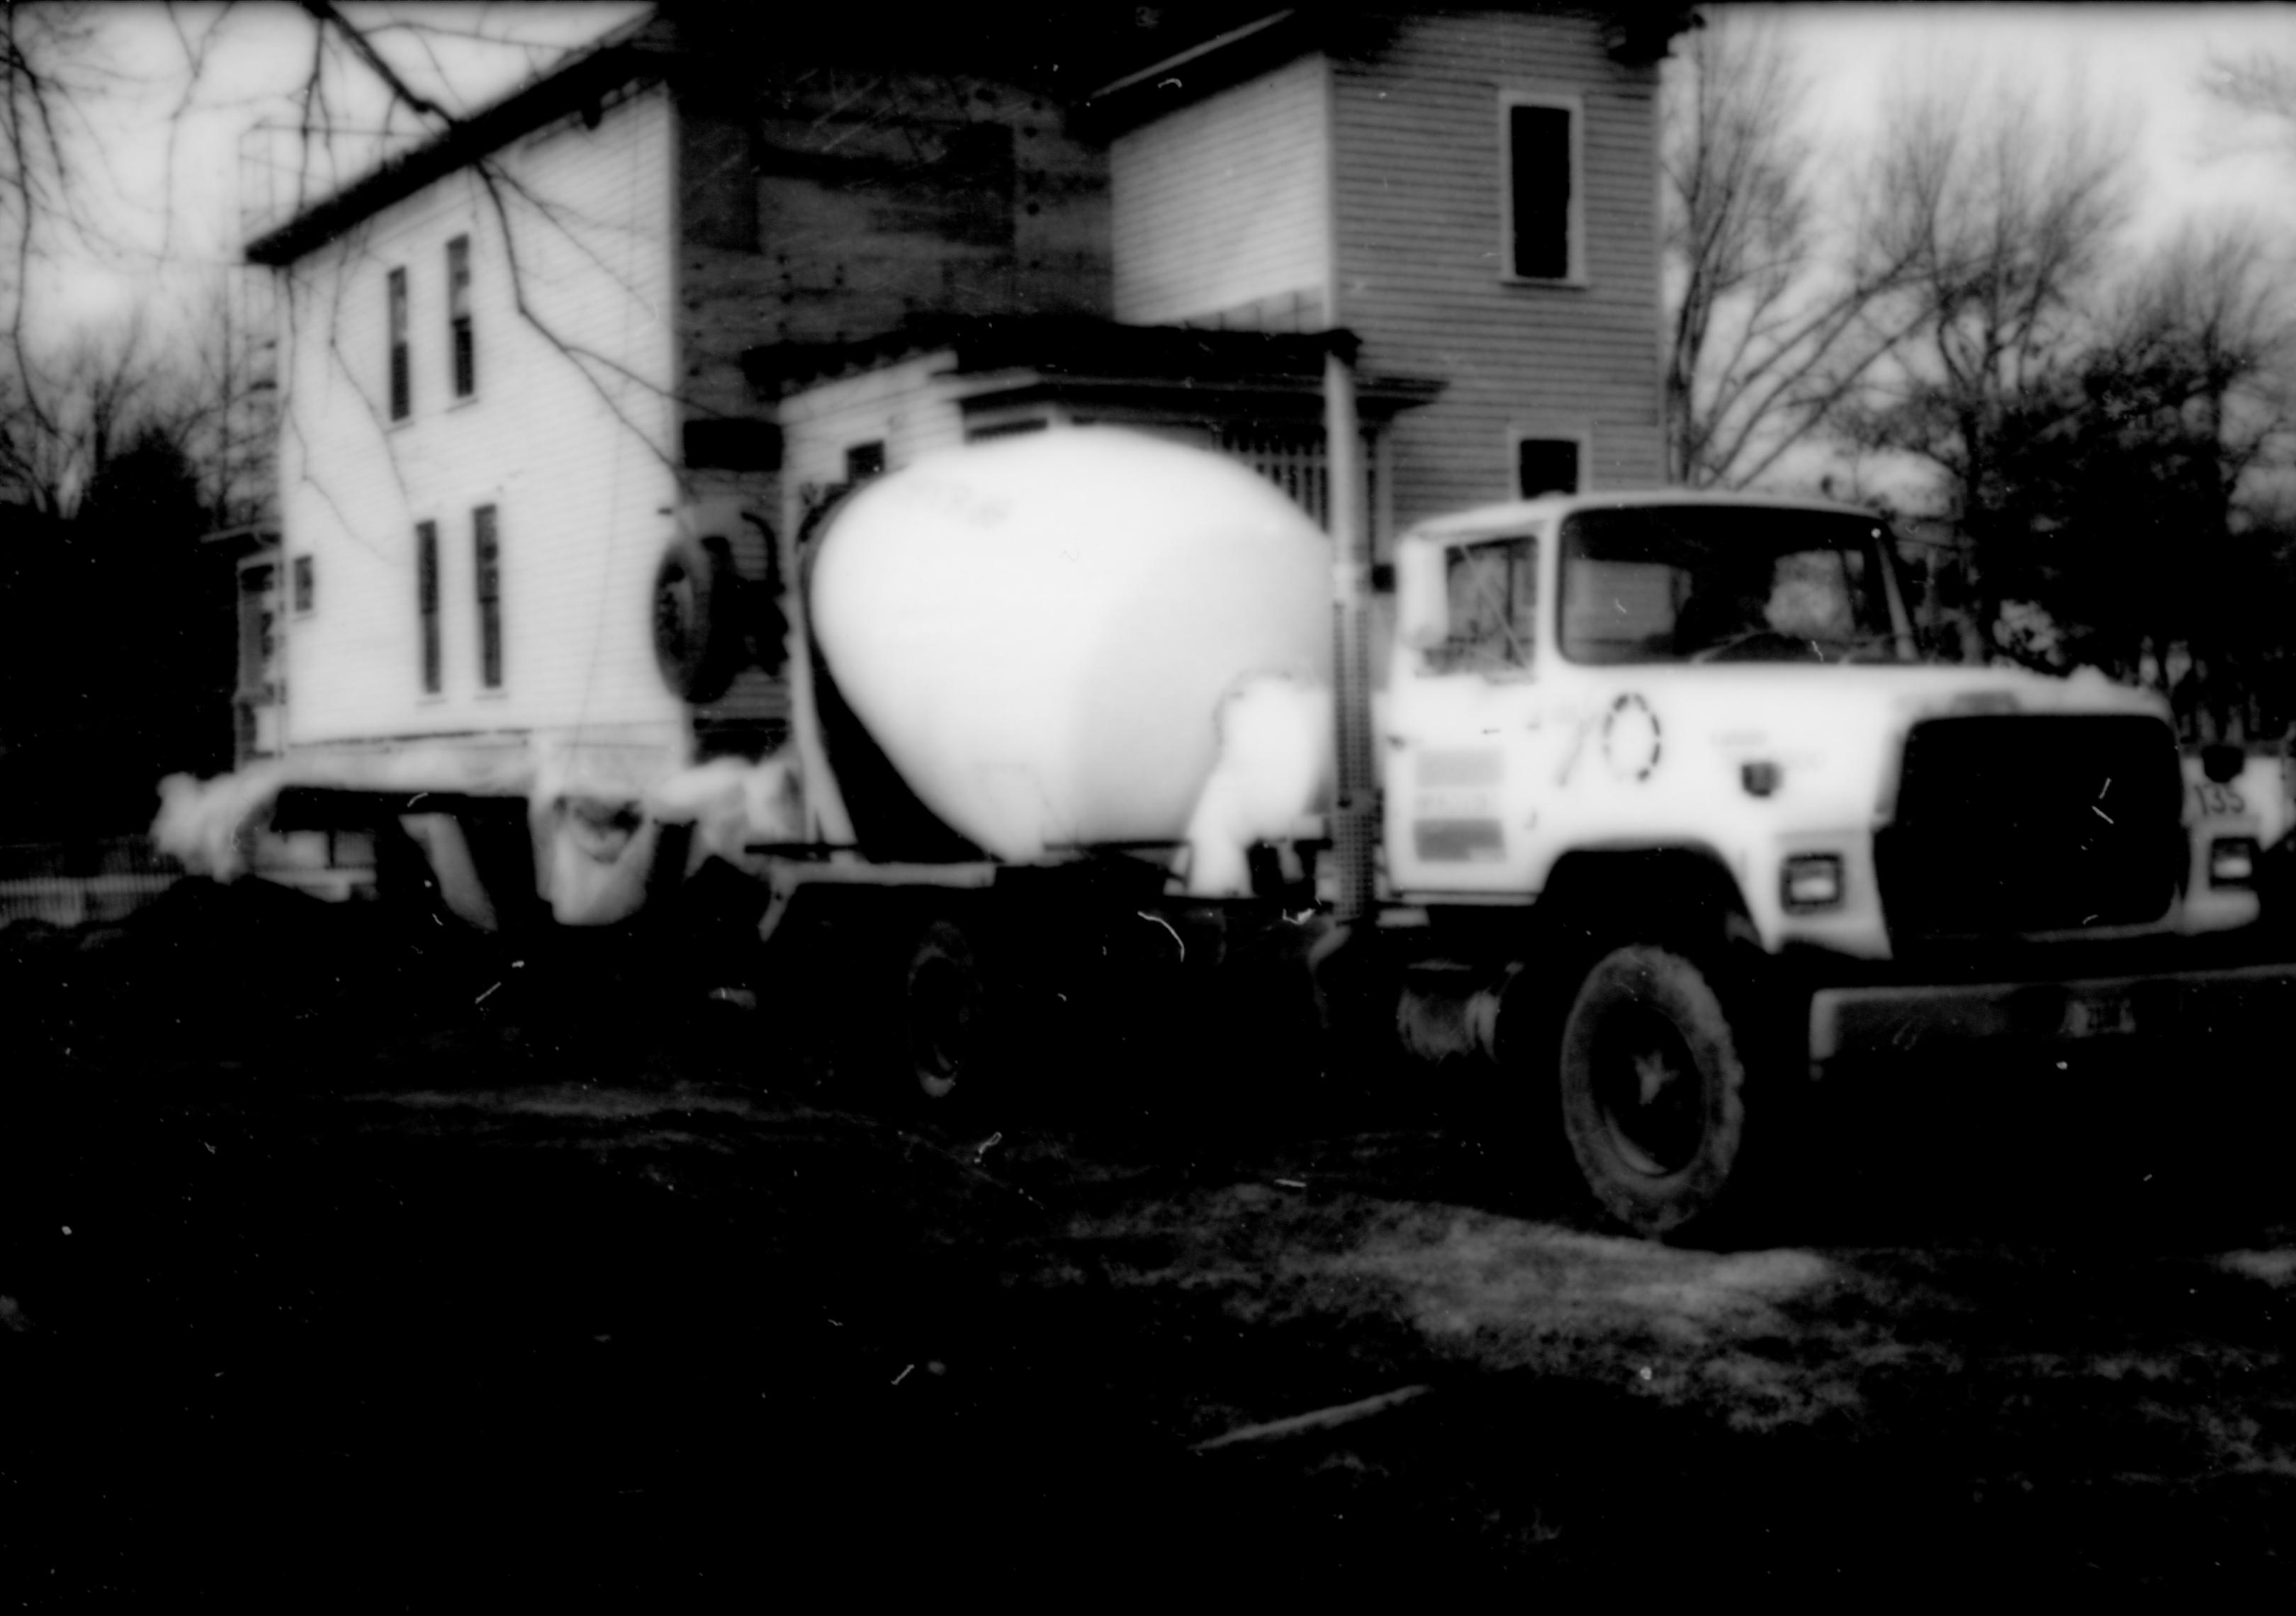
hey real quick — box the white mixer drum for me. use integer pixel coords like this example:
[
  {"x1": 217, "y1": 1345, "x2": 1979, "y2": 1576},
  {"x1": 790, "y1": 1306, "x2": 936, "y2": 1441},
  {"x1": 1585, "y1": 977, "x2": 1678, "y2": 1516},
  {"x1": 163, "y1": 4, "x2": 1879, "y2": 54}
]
[{"x1": 807, "y1": 428, "x2": 1335, "y2": 860}]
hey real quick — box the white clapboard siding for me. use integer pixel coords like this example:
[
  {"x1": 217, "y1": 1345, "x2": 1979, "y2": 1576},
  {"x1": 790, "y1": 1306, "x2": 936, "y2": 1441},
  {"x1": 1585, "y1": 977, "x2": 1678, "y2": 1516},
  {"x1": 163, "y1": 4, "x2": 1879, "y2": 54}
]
[
  {"x1": 1330, "y1": 11, "x2": 1666, "y2": 527},
  {"x1": 775, "y1": 354, "x2": 972, "y2": 538},
  {"x1": 1111, "y1": 54, "x2": 1333, "y2": 329},
  {"x1": 275, "y1": 85, "x2": 683, "y2": 758}
]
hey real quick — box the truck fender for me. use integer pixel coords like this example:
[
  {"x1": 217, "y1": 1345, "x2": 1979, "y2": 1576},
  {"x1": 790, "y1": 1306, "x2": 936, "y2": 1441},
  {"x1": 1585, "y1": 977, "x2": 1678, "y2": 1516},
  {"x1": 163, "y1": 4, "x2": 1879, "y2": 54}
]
[
  {"x1": 1534, "y1": 843, "x2": 1755, "y2": 958},
  {"x1": 1487, "y1": 843, "x2": 1773, "y2": 1092}
]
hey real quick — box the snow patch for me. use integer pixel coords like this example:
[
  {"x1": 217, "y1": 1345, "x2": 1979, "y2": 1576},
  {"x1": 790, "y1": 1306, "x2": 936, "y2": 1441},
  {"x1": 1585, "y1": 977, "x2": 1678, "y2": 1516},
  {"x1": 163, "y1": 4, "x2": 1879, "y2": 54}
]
[
  {"x1": 1336, "y1": 1213, "x2": 1832, "y2": 1343},
  {"x1": 150, "y1": 737, "x2": 709, "y2": 927},
  {"x1": 2219, "y1": 1248, "x2": 2296, "y2": 1286},
  {"x1": 1185, "y1": 673, "x2": 1333, "y2": 897},
  {"x1": 153, "y1": 765, "x2": 295, "y2": 880}
]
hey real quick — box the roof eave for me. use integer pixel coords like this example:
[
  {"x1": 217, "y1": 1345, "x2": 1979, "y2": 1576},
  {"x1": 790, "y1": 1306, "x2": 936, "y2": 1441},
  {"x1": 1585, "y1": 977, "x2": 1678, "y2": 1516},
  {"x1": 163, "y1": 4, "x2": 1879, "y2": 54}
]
[
  {"x1": 1077, "y1": 9, "x2": 1317, "y2": 138},
  {"x1": 741, "y1": 315, "x2": 1372, "y2": 399},
  {"x1": 244, "y1": 18, "x2": 672, "y2": 268}
]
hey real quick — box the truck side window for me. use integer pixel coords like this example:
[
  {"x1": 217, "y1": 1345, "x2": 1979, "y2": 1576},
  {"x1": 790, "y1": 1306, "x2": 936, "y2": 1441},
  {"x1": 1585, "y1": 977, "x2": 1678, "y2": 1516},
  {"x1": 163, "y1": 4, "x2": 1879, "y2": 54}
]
[{"x1": 1430, "y1": 535, "x2": 1536, "y2": 675}]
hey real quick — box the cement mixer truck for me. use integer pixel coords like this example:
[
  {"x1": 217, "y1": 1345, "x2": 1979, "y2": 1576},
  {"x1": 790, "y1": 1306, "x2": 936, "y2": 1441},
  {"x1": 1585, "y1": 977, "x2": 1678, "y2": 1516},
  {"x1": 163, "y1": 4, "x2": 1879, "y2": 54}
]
[
  {"x1": 160, "y1": 420, "x2": 2296, "y2": 1240},
  {"x1": 639, "y1": 425, "x2": 2289, "y2": 1239}
]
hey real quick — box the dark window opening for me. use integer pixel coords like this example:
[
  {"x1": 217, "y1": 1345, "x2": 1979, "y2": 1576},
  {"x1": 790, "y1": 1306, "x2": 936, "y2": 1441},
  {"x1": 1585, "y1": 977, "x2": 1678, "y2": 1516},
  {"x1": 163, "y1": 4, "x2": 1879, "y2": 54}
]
[
  {"x1": 679, "y1": 113, "x2": 764, "y2": 252},
  {"x1": 1518, "y1": 437, "x2": 1581, "y2": 498},
  {"x1": 417, "y1": 521, "x2": 441, "y2": 694},
  {"x1": 1508, "y1": 102, "x2": 1574, "y2": 280},
  {"x1": 934, "y1": 123, "x2": 1017, "y2": 250},
  {"x1": 474, "y1": 505, "x2": 502, "y2": 689},
  {"x1": 845, "y1": 441, "x2": 887, "y2": 481},
  {"x1": 292, "y1": 554, "x2": 314, "y2": 614},
  {"x1": 447, "y1": 236, "x2": 474, "y2": 398},
  {"x1": 388, "y1": 266, "x2": 410, "y2": 420},
  {"x1": 237, "y1": 563, "x2": 276, "y2": 692},
  {"x1": 682, "y1": 417, "x2": 782, "y2": 471}
]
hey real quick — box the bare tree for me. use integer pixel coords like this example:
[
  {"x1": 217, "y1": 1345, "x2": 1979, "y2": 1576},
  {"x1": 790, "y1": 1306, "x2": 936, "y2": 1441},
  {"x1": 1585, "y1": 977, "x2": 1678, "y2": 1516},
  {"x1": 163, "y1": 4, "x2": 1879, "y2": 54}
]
[
  {"x1": 0, "y1": 4, "x2": 106, "y2": 329},
  {"x1": 0, "y1": 1, "x2": 157, "y2": 505},
  {"x1": 0, "y1": 318, "x2": 178, "y2": 517},
  {"x1": 175, "y1": 274, "x2": 280, "y2": 532},
  {"x1": 2084, "y1": 221, "x2": 2296, "y2": 732},
  {"x1": 1842, "y1": 79, "x2": 2137, "y2": 647},
  {"x1": 1661, "y1": 12, "x2": 1921, "y2": 488},
  {"x1": 2107, "y1": 222, "x2": 2296, "y2": 510},
  {"x1": 0, "y1": 286, "x2": 276, "y2": 534},
  {"x1": 0, "y1": 5, "x2": 637, "y2": 499},
  {"x1": 2203, "y1": 48, "x2": 2296, "y2": 151}
]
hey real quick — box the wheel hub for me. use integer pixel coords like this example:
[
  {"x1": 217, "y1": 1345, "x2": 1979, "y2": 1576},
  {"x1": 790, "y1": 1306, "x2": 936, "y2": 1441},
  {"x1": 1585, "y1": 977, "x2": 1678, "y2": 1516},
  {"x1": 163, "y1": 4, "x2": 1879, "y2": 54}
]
[{"x1": 1592, "y1": 1007, "x2": 1704, "y2": 1177}]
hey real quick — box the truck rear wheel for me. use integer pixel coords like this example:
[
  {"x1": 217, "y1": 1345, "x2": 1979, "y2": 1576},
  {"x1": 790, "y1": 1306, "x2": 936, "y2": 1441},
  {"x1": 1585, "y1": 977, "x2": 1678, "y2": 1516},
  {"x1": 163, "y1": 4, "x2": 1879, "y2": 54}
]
[
  {"x1": 897, "y1": 917, "x2": 994, "y2": 1105},
  {"x1": 1558, "y1": 945, "x2": 1748, "y2": 1240}
]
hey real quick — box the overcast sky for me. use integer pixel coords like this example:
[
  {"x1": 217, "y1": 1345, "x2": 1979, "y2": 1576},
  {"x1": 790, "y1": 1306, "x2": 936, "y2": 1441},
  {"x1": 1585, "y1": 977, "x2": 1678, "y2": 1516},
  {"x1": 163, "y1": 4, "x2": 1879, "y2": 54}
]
[
  {"x1": 43, "y1": 3, "x2": 646, "y2": 327},
  {"x1": 37, "y1": 4, "x2": 2296, "y2": 335},
  {"x1": 1779, "y1": 4, "x2": 2296, "y2": 237}
]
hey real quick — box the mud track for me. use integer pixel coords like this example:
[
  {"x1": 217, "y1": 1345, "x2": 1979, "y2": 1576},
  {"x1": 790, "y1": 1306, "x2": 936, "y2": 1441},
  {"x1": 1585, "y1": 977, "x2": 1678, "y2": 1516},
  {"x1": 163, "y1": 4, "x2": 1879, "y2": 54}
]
[{"x1": 6, "y1": 885, "x2": 2296, "y2": 1598}]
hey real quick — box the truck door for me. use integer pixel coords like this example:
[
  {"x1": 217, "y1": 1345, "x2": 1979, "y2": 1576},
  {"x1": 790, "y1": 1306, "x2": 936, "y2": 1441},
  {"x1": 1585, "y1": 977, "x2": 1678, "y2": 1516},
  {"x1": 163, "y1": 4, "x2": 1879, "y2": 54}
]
[{"x1": 1385, "y1": 529, "x2": 1560, "y2": 897}]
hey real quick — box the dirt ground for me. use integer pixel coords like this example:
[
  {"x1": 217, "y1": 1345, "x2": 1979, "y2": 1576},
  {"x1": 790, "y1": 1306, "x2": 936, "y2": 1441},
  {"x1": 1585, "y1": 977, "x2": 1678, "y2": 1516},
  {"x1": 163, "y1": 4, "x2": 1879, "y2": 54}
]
[{"x1": 6, "y1": 881, "x2": 2296, "y2": 1600}]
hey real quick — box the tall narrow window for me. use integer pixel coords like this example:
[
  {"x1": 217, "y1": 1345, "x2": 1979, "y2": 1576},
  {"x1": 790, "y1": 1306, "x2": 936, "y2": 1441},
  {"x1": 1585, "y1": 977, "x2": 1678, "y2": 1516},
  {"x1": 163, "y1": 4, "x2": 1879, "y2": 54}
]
[
  {"x1": 416, "y1": 521, "x2": 441, "y2": 694},
  {"x1": 473, "y1": 506, "x2": 502, "y2": 689},
  {"x1": 1503, "y1": 96, "x2": 1580, "y2": 281},
  {"x1": 447, "y1": 235, "x2": 474, "y2": 398},
  {"x1": 388, "y1": 267, "x2": 410, "y2": 419},
  {"x1": 291, "y1": 554, "x2": 315, "y2": 614}
]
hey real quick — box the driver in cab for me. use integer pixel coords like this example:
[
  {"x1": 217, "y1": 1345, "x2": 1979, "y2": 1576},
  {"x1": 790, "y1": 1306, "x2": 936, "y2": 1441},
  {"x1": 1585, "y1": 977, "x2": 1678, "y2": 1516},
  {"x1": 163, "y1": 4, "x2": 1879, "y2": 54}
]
[{"x1": 1674, "y1": 551, "x2": 1852, "y2": 661}]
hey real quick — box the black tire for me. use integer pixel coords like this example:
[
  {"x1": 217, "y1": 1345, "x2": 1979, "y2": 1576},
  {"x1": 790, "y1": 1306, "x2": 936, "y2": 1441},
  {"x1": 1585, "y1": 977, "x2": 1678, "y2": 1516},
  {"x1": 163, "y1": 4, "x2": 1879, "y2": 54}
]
[
  {"x1": 895, "y1": 916, "x2": 994, "y2": 1106},
  {"x1": 1558, "y1": 944, "x2": 1749, "y2": 1240},
  {"x1": 652, "y1": 531, "x2": 744, "y2": 705}
]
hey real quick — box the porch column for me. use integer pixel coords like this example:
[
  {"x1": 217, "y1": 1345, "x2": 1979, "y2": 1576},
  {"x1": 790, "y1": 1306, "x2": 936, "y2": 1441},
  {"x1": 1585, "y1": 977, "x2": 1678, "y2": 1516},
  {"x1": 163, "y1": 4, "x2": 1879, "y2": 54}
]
[{"x1": 1325, "y1": 342, "x2": 1377, "y2": 923}]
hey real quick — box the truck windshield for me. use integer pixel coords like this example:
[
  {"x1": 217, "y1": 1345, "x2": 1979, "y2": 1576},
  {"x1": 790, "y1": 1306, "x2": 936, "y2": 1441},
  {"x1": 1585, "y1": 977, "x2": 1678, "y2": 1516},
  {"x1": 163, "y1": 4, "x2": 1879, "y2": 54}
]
[{"x1": 1558, "y1": 505, "x2": 1910, "y2": 666}]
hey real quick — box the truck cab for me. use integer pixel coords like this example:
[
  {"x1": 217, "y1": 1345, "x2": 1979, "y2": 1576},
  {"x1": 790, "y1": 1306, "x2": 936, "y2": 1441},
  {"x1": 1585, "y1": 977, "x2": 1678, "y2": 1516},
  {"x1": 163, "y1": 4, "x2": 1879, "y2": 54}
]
[
  {"x1": 1379, "y1": 492, "x2": 2292, "y2": 1239},
  {"x1": 1382, "y1": 493, "x2": 2247, "y2": 953}
]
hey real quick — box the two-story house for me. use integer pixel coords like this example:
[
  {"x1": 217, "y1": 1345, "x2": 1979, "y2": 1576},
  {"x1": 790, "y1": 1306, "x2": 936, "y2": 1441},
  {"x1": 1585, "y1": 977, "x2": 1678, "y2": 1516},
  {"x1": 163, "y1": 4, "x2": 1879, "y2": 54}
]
[{"x1": 207, "y1": 5, "x2": 1682, "y2": 916}]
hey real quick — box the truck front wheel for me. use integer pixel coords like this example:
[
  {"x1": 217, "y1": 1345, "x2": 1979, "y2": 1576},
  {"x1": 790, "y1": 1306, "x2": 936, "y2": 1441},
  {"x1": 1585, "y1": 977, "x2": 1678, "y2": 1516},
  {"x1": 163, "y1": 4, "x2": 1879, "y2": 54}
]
[{"x1": 1559, "y1": 946, "x2": 1749, "y2": 1240}]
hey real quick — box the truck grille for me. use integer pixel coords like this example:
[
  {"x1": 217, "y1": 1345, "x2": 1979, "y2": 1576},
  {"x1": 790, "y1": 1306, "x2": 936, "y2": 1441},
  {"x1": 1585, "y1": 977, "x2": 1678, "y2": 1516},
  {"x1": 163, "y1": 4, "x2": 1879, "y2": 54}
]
[{"x1": 1874, "y1": 714, "x2": 2185, "y2": 943}]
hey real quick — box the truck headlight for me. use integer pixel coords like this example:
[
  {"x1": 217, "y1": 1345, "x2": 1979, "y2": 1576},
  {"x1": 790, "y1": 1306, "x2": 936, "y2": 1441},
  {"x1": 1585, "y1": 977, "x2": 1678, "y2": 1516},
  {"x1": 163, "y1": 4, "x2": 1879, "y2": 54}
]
[
  {"x1": 1782, "y1": 852, "x2": 1845, "y2": 913},
  {"x1": 2209, "y1": 836, "x2": 2259, "y2": 888}
]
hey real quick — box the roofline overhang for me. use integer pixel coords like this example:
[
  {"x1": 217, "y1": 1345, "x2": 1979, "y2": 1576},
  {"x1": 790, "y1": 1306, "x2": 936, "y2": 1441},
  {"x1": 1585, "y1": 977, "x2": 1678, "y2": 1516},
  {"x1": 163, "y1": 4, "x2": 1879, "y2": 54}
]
[
  {"x1": 743, "y1": 315, "x2": 1368, "y2": 397},
  {"x1": 1079, "y1": 9, "x2": 1317, "y2": 137},
  {"x1": 1401, "y1": 490, "x2": 1888, "y2": 544},
  {"x1": 201, "y1": 522, "x2": 282, "y2": 550},
  {"x1": 244, "y1": 12, "x2": 670, "y2": 268},
  {"x1": 740, "y1": 317, "x2": 1448, "y2": 422},
  {"x1": 1088, "y1": 9, "x2": 1300, "y2": 101},
  {"x1": 1081, "y1": 4, "x2": 1699, "y2": 136},
  {"x1": 953, "y1": 371, "x2": 1444, "y2": 423},
  {"x1": 245, "y1": 4, "x2": 1701, "y2": 267}
]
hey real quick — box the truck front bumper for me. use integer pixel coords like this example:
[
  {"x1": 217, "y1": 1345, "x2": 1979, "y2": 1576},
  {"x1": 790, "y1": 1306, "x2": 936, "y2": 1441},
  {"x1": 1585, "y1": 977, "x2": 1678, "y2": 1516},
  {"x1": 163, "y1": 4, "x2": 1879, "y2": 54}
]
[{"x1": 1808, "y1": 958, "x2": 2296, "y2": 1070}]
